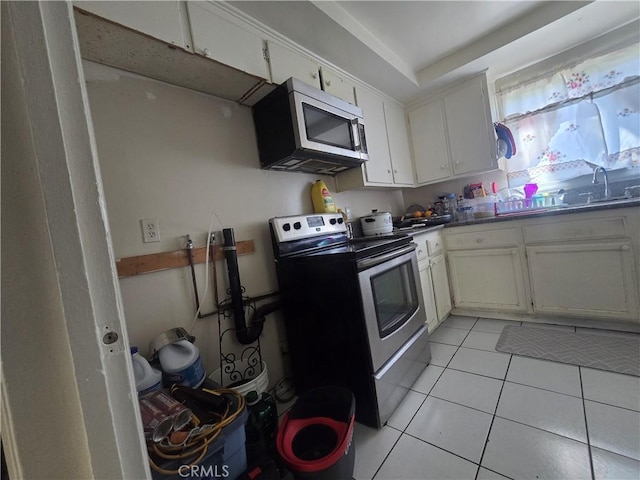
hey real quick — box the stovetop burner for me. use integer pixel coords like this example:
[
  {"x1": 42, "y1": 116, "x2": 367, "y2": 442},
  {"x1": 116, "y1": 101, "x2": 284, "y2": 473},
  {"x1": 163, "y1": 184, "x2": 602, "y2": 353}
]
[{"x1": 270, "y1": 213, "x2": 412, "y2": 261}]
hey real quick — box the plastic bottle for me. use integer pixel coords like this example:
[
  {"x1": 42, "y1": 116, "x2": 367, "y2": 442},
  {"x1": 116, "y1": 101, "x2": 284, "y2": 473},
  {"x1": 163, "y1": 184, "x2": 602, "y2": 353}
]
[
  {"x1": 311, "y1": 179, "x2": 336, "y2": 213},
  {"x1": 157, "y1": 339, "x2": 206, "y2": 388},
  {"x1": 245, "y1": 390, "x2": 278, "y2": 457},
  {"x1": 131, "y1": 347, "x2": 162, "y2": 396}
]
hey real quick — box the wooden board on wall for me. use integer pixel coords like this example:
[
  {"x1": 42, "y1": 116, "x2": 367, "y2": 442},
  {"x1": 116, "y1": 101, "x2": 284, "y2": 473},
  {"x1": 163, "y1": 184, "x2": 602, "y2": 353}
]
[{"x1": 115, "y1": 240, "x2": 255, "y2": 278}]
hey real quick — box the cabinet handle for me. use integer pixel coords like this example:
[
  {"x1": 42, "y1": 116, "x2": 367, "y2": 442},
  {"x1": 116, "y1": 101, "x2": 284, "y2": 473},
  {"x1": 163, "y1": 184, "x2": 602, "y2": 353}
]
[
  {"x1": 621, "y1": 245, "x2": 630, "y2": 251},
  {"x1": 476, "y1": 238, "x2": 483, "y2": 243},
  {"x1": 203, "y1": 48, "x2": 211, "y2": 57},
  {"x1": 311, "y1": 72, "x2": 318, "y2": 79},
  {"x1": 388, "y1": 169, "x2": 392, "y2": 173},
  {"x1": 455, "y1": 160, "x2": 460, "y2": 165},
  {"x1": 325, "y1": 79, "x2": 332, "y2": 86},
  {"x1": 440, "y1": 164, "x2": 446, "y2": 169}
]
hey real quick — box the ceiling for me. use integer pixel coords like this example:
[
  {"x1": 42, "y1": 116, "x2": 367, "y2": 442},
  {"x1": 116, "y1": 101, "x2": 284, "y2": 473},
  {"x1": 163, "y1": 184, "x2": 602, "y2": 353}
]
[{"x1": 231, "y1": 0, "x2": 640, "y2": 104}]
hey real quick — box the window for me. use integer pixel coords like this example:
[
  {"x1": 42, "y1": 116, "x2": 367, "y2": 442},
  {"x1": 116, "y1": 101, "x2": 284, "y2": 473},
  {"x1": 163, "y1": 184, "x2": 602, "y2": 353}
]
[{"x1": 496, "y1": 42, "x2": 640, "y2": 189}]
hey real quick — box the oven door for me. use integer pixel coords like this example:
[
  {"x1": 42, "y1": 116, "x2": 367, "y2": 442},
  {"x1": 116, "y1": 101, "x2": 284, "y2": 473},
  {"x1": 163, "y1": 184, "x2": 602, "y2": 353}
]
[
  {"x1": 357, "y1": 244, "x2": 427, "y2": 372},
  {"x1": 290, "y1": 90, "x2": 367, "y2": 161}
]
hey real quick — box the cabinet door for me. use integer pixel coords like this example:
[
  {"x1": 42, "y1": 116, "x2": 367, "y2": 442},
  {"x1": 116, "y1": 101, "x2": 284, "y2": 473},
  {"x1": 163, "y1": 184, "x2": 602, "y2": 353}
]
[
  {"x1": 320, "y1": 66, "x2": 356, "y2": 105},
  {"x1": 527, "y1": 242, "x2": 638, "y2": 320},
  {"x1": 409, "y1": 101, "x2": 451, "y2": 184},
  {"x1": 75, "y1": 1, "x2": 191, "y2": 50},
  {"x1": 356, "y1": 87, "x2": 393, "y2": 184},
  {"x1": 384, "y1": 101, "x2": 415, "y2": 186},
  {"x1": 430, "y1": 254, "x2": 452, "y2": 320},
  {"x1": 266, "y1": 41, "x2": 321, "y2": 88},
  {"x1": 443, "y1": 76, "x2": 495, "y2": 176},
  {"x1": 419, "y1": 263, "x2": 438, "y2": 332},
  {"x1": 448, "y1": 248, "x2": 528, "y2": 312},
  {"x1": 186, "y1": 2, "x2": 269, "y2": 80}
]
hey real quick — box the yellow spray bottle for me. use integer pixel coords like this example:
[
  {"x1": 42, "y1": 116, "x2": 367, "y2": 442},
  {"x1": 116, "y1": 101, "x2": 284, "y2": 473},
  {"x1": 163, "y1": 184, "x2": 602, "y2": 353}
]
[{"x1": 311, "y1": 180, "x2": 337, "y2": 213}]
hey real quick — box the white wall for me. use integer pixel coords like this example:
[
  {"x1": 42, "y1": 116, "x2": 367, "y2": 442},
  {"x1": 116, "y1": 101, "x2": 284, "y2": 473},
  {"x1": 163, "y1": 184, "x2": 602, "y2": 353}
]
[
  {"x1": 402, "y1": 170, "x2": 508, "y2": 211},
  {"x1": 84, "y1": 61, "x2": 404, "y2": 387}
]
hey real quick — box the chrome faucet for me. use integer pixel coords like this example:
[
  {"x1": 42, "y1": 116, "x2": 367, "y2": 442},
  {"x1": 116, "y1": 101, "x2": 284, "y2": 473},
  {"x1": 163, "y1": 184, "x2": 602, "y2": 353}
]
[{"x1": 592, "y1": 166, "x2": 610, "y2": 200}]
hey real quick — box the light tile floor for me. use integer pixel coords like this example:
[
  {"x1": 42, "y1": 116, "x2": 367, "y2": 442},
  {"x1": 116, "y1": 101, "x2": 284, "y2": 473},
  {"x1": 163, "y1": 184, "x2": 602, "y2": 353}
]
[{"x1": 353, "y1": 315, "x2": 640, "y2": 480}]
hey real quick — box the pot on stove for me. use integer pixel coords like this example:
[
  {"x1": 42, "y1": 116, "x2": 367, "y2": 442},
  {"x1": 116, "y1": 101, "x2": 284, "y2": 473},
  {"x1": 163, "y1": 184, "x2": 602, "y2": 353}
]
[{"x1": 360, "y1": 210, "x2": 393, "y2": 236}]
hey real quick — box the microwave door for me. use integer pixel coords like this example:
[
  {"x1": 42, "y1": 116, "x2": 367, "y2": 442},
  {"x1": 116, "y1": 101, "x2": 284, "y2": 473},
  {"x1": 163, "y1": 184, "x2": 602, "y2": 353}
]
[{"x1": 291, "y1": 91, "x2": 362, "y2": 160}]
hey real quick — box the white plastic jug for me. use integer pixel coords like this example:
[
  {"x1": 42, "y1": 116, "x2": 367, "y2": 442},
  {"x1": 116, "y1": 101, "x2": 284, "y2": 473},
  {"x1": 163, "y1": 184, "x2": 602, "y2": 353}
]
[
  {"x1": 158, "y1": 339, "x2": 206, "y2": 388},
  {"x1": 131, "y1": 347, "x2": 162, "y2": 396}
]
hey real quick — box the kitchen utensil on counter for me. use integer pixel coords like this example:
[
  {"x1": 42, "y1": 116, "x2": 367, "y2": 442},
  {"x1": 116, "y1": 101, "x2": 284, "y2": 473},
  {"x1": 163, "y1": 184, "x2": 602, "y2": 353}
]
[
  {"x1": 524, "y1": 183, "x2": 538, "y2": 199},
  {"x1": 361, "y1": 209, "x2": 393, "y2": 236},
  {"x1": 438, "y1": 193, "x2": 457, "y2": 216},
  {"x1": 393, "y1": 214, "x2": 452, "y2": 230},
  {"x1": 405, "y1": 203, "x2": 426, "y2": 217}
]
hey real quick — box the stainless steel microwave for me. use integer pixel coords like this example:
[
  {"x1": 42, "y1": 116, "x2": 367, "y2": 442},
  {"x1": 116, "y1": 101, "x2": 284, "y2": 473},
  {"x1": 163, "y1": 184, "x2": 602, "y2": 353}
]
[{"x1": 252, "y1": 77, "x2": 368, "y2": 175}]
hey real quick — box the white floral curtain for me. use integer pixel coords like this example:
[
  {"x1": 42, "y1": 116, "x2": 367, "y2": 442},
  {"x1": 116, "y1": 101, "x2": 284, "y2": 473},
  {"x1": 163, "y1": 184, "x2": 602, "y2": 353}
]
[{"x1": 497, "y1": 43, "x2": 640, "y2": 188}]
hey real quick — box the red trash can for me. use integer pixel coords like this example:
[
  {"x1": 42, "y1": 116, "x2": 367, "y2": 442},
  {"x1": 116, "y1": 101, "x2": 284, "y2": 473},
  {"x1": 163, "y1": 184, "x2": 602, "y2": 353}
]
[{"x1": 276, "y1": 386, "x2": 355, "y2": 480}]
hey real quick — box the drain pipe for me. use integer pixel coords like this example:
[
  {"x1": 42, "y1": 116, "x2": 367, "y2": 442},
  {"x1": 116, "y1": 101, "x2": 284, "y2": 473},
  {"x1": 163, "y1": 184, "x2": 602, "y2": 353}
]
[{"x1": 223, "y1": 228, "x2": 280, "y2": 344}]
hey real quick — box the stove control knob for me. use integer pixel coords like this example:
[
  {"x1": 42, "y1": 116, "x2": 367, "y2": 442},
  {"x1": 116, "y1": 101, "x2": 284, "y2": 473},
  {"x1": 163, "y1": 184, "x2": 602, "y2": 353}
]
[
  {"x1": 329, "y1": 218, "x2": 337, "y2": 225},
  {"x1": 283, "y1": 223, "x2": 291, "y2": 232},
  {"x1": 337, "y1": 218, "x2": 344, "y2": 224},
  {"x1": 293, "y1": 222, "x2": 302, "y2": 230}
]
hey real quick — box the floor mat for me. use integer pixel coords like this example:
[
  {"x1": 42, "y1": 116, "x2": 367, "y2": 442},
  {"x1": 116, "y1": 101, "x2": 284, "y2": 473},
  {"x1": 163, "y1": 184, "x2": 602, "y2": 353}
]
[{"x1": 495, "y1": 325, "x2": 640, "y2": 377}]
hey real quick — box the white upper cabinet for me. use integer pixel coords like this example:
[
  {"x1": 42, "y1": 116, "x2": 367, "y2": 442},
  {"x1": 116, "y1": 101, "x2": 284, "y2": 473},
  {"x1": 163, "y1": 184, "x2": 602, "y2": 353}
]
[
  {"x1": 186, "y1": 1, "x2": 270, "y2": 80},
  {"x1": 384, "y1": 101, "x2": 415, "y2": 185},
  {"x1": 74, "y1": 1, "x2": 192, "y2": 51},
  {"x1": 409, "y1": 100, "x2": 451, "y2": 184},
  {"x1": 319, "y1": 66, "x2": 356, "y2": 105},
  {"x1": 266, "y1": 44, "x2": 355, "y2": 104},
  {"x1": 266, "y1": 41, "x2": 321, "y2": 88},
  {"x1": 357, "y1": 87, "x2": 393, "y2": 184},
  {"x1": 409, "y1": 74, "x2": 497, "y2": 186},
  {"x1": 443, "y1": 76, "x2": 496, "y2": 176},
  {"x1": 336, "y1": 87, "x2": 415, "y2": 190}
]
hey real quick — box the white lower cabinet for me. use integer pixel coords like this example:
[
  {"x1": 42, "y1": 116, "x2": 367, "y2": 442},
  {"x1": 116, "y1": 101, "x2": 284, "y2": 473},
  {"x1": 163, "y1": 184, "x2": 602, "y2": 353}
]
[
  {"x1": 419, "y1": 261, "x2": 438, "y2": 332},
  {"x1": 447, "y1": 248, "x2": 528, "y2": 312},
  {"x1": 430, "y1": 253, "x2": 452, "y2": 321},
  {"x1": 442, "y1": 208, "x2": 640, "y2": 324},
  {"x1": 415, "y1": 230, "x2": 451, "y2": 332},
  {"x1": 527, "y1": 241, "x2": 638, "y2": 320}
]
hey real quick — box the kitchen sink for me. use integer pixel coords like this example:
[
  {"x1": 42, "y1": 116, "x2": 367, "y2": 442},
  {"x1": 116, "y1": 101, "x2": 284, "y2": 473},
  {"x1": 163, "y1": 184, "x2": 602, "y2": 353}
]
[
  {"x1": 567, "y1": 196, "x2": 640, "y2": 208},
  {"x1": 590, "y1": 196, "x2": 628, "y2": 203}
]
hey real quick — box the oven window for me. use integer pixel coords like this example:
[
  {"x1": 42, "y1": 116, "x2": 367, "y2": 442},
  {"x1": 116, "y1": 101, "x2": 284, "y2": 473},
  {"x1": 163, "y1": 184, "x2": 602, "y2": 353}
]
[
  {"x1": 371, "y1": 260, "x2": 419, "y2": 338},
  {"x1": 302, "y1": 103, "x2": 354, "y2": 150}
]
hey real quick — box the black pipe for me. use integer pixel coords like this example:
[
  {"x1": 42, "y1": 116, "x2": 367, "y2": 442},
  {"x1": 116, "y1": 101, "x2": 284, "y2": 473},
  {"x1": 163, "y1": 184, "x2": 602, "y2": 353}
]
[{"x1": 223, "y1": 228, "x2": 271, "y2": 344}]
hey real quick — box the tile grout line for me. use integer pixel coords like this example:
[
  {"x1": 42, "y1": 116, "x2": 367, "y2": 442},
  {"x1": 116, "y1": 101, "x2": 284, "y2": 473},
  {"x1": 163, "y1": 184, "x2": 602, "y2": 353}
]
[
  {"x1": 474, "y1": 352, "x2": 513, "y2": 480},
  {"x1": 579, "y1": 366, "x2": 597, "y2": 480},
  {"x1": 373, "y1": 316, "x2": 478, "y2": 479}
]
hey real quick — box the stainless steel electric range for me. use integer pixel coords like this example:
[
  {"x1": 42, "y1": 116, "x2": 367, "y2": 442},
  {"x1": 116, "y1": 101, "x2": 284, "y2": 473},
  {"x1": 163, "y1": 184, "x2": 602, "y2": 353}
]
[{"x1": 269, "y1": 212, "x2": 431, "y2": 428}]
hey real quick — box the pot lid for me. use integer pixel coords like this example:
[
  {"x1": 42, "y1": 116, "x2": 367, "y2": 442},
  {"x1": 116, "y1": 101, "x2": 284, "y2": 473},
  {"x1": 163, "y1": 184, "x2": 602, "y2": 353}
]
[{"x1": 362, "y1": 209, "x2": 391, "y2": 218}]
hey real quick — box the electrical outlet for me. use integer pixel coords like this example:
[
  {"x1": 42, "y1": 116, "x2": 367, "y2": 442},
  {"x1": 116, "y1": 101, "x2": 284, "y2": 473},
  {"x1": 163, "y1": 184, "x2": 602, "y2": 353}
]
[{"x1": 141, "y1": 218, "x2": 161, "y2": 243}]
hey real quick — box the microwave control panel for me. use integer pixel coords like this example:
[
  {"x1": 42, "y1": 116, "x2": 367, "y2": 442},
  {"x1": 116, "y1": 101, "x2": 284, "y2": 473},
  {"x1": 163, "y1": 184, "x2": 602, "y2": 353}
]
[{"x1": 270, "y1": 213, "x2": 346, "y2": 243}]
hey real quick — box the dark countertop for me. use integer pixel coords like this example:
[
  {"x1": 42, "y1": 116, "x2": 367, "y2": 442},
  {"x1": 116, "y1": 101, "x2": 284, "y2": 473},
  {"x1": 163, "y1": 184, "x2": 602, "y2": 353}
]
[{"x1": 443, "y1": 198, "x2": 640, "y2": 228}]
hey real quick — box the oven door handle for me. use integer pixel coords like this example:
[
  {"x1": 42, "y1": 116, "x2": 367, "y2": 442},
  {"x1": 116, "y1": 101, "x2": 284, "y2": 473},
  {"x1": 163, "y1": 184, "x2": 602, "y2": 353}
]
[{"x1": 357, "y1": 243, "x2": 417, "y2": 271}]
